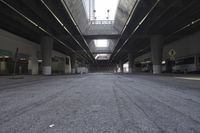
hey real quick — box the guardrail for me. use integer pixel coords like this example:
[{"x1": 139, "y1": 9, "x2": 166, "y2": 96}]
[
  {"x1": 89, "y1": 20, "x2": 115, "y2": 25},
  {"x1": 85, "y1": 20, "x2": 119, "y2": 35}
]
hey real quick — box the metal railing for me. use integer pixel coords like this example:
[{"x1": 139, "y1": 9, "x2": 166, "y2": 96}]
[
  {"x1": 84, "y1": 20, "x2": 119, "y2": 35},
  {"x1": 89, "y1": 20, "x2": 115, "y2": 25}
]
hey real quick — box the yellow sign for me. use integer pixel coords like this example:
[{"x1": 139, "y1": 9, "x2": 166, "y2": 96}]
[
  {"x1": 168, "y1": 49, "x2": 176, "y2": 61},
  {"x1": 168, "y1": 49, "x2": 176, "y2": 56}
]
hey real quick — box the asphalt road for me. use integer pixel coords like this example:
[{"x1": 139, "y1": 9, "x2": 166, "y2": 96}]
[{"x1": 0, "y1": 73, "x2": 200, "y2": 133}]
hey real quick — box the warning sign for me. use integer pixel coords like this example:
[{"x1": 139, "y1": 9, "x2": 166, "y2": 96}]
[
  {"x1": 168, "y1": 49, "x2": 176, "y2": 61},
  {"x1": 168, "y1": 49, "x2": 176, "y2": 56}
]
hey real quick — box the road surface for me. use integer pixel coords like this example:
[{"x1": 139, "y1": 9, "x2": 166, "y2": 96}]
[{"x1": 0, "y1": 73, "x2": 200, "y2": 133}]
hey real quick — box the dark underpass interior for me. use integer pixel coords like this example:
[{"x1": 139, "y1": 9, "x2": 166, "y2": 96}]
[{"x1": 0, "y1": 0, "x2": 200, "y2": 132}]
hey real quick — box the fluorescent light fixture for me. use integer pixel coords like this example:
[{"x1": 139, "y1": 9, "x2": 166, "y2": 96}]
[{"x1": 94, "y1": 39, "x2": 109, "y2": 47}]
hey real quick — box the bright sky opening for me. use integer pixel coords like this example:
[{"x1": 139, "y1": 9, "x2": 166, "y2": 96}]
[
  {"x1": 94, "y1": 0, "x2": 119, "y2": 20},
  {"x1": 94, "y1": 39, "x2": 109, "y2": 47}
]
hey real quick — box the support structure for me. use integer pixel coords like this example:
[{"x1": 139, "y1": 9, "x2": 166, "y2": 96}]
[
  {"x1": 28, "y1": 55, "x2": 39, "y2": 75},
  {"x1": 114, "y1": 64, "x2": 118, "y2": 73},
  {"x1": 128, "y1": 53, "x2": 134, "y2": 73},
  {"x1": 119, "y1": 60, "x2": 123, "y2": 73},
  {"x1": 150, "y1": 35, "x2": 163, "y2": 74},
  {"x1": 0, "y1": 59, "x2": 6, "y2": 74},
  {"x1": 41, "y1": 36, "x2": 53, "y2": 75},
  {"x1": 70, "y1": 54, "x2": 76, "y2": 74}
]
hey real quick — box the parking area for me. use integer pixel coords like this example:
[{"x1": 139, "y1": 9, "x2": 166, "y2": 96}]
[{"x1": 0, "y1": 73, "x2": 200, "y2": 133}]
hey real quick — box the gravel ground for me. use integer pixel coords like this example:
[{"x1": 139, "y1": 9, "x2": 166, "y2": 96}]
[{"x1": 0, "y1": 73, "x2": 200, "y2": 133}]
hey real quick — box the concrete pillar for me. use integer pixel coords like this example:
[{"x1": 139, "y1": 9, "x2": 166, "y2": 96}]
[
  {"x1": 41, "y1": 36, "x2": 53, "y2": 75},
  {"x1": 75, "y1": 60, "x2": 79, "y2": 74},
  {"x1": 61, "y1": 57, "x2": 66, "y2": 74},
  {"x1": 114, "y1": 64, "x2": 118, "y2": 73},
  {"x1": 119, "y1": 60, "x2": 123, "y2": 73},
  {"x1": 71, "y1": 54, "x2": 76, "y2": 74},
  {"x1": 128, "y1": 53, "x2": 134, "y2": 73},
  {"x1": 0, "y1": 60, "x2": 6, "y2": 74},
  {"x1": 31, "y1": 57, "x2": 39, "y2": 75},
  {"x1": 151, "y1": 35, "x2": 163, "y2": 74},
  {"x1": 80, "y1": 60, "x2": 86, "y2": 67},
  {"x1": 65, "y1": 57, "x2": 71, "y2": 74},
  {"x1": 28, "y1": 55, "x2": 39, "y2": 75},
  {"x1": 28, "y1": 59, "x2": 32, "y2": 74}
]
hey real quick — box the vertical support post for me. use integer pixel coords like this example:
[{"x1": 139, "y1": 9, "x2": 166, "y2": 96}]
[
  {"x1": 151, "y1": 35, "x2": 163, "y2": 74},
  {"x1": 128, "y1": 53, "x2": 134, "y2": 73},
  {"x1": 13, "y1": 48, "x2": 19, "y2": 76},
  {"x1": 119, "y1": 60, "x2": 123, "y2": 73},
  {"x1": 41, "y1": 36, "x2": 53, "y2": 75},
  {"x1": 70, "y1": 54, "x2": 76, "y2": 74}
]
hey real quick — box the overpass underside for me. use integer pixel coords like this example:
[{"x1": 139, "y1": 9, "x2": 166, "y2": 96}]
[
  {"x1": 1, "y1": 0, "x2": 199, "y2": 74},
  {"x1": 0, "y1": 0, "x2": 200, "y2": 132}
]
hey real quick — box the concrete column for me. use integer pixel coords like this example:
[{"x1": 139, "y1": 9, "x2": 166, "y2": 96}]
[
  {"x1": 151, "y1": 35, "x2": 163, "y2": 74},
  {"x1": 114, "y1": 64, "x2": 118, "y2": 73},
  {"x1": 119, "y1": 60, "x2": 123, "y2": 73},
  {"x1": 70, "y1": 54, "x2": 76, "y2": 74},
  {"x1": 128, "y1": 53, "x2": 134, "y2": 73},
  {"x1": 56, "y1": 57, "x2": 65, "y2": 74},
  {"x1": 31, "y1": 57, "x2": 39, "y2": 75},
  {"x1": 66, "y1": 57, "x2": 71, "y2": 74},
  {"x1": 28, "y1": 55, "x2": 39, "y2": 75},
  {"x1": 28, "y1": 59, "x2": 32, "y2": 74},
  {"x1": 75, "y1": 60, "x2": 79, "y2": 74},
  {"x1": 80, "y1": 60, "x2": 86, "y2": 68},
  {"x1": 41, "y1": 36, "x2": 53, "y2": 75},
  {"x1": 0, "y1": 60, "x2": 6, "y2": 74}
]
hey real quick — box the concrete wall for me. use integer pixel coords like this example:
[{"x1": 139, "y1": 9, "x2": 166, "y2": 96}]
[
  {"x1": 82, "y1": 0, "x2": 90, "y2": 19},
  {"x1": 0, "y1": 29, "x2": 40, "y2": 75},
  {"x1": 114, "y1": 0, "x2": 137, "y2": 32}
]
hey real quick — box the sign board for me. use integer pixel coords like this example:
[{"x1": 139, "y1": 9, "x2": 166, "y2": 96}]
[{"x1": 168, "y1": 49, "x2": 176, "y2": 61}]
